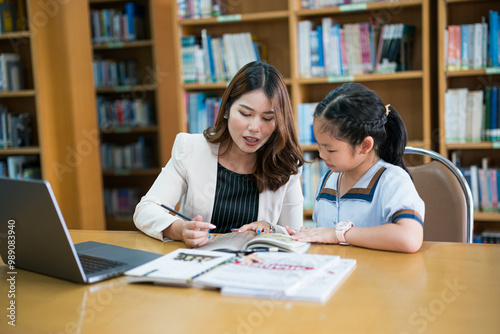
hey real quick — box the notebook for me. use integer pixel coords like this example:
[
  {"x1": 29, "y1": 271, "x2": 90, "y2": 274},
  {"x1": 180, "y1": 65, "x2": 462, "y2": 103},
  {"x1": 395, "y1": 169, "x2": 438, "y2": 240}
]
[{"x1": 0, "y1": 177, "x2": 162, "y2": 284}]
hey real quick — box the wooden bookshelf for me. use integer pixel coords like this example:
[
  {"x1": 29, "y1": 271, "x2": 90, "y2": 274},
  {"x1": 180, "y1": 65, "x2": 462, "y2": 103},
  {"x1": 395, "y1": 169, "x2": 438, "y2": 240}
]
[
  {"x1": 171, "y1": 0, "x2": 431, "y2": 220},
  {"x1": 0, "y1": 1, "x2": 107, "y2": 229},
  {"x1": 438, "y1": 0, "x2": 500, "y2": 232},
  {"x1": 88, "y1": 0, "x2": 177, "y2": 230}
]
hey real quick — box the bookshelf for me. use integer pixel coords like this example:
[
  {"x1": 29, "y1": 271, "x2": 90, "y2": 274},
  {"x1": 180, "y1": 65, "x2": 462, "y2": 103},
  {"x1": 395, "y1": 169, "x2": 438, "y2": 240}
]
[
  {"x1": 438, "y1": 0, "x2": 500, "y2": 236},
  {"x1": 0, "y1": 1, "x2": 106, "y2": 229},
  {"x1": 88, "y1": 0, "x2": 177, "y2": 230},
  {"x1": 0, "y1": 10, "x2": 39, "y2": 179},
  {"x1": 172, "y1": 0, "x2": 431, "y2": 220}
]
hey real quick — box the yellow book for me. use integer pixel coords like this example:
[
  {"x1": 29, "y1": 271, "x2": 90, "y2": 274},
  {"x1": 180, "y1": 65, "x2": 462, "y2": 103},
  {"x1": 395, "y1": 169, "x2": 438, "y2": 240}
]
[
  {"x1": 0, "y1": 0, "x2": 14, "y2": 32},
  {"x1": 16, "y1": 0, "x2": 26, "y2": 31}
]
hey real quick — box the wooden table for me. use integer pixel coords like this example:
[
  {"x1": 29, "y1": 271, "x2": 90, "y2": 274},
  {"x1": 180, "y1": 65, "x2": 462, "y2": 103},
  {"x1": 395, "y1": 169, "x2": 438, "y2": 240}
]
[{"x1": 1, "y1": 230, "x2": 499, "y2": 334}]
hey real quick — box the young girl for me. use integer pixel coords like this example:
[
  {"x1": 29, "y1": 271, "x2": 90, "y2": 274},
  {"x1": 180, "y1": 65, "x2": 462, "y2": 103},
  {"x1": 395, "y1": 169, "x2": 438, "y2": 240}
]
[{"x1": 288, "y1": 83, "x2": 424, "y2": 253}]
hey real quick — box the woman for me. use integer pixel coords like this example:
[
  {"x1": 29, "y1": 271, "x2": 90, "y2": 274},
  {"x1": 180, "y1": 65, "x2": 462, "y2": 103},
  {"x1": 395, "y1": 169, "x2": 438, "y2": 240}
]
[{"x1": 134, "y1": 61, "x2": 305, "y2": 247}]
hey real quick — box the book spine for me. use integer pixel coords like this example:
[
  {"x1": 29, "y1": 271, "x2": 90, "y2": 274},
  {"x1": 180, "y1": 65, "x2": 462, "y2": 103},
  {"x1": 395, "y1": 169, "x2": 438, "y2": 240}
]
[{"x1": 490, "y1": 169, "x2": 499, "y2": 211}]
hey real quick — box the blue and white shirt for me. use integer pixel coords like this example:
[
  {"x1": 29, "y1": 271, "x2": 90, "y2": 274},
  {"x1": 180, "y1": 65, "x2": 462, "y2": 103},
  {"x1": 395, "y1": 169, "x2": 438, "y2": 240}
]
[{"x1": 313, "y1": 159, "x2": 424, "y2": 228}]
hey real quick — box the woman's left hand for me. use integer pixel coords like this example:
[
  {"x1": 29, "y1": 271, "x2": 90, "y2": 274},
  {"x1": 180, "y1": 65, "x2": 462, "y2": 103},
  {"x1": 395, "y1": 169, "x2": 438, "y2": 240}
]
[{"x1": 236, "y1": 221, "x2": 273, "y2": 234}]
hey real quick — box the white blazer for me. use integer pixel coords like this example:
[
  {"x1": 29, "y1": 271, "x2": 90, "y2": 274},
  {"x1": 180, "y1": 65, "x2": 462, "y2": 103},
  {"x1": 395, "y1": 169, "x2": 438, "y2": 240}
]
[{"x1": 134, "y1": 133, "x2": 304, "y2": 240}]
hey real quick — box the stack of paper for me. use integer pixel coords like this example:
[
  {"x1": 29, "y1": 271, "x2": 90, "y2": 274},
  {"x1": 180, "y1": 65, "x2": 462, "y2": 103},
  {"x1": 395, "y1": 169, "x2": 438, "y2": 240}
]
[
  {"x1": 221, "y1": 258, "x2": 356, "y2": 303},
  {"x1": 126, "y1": 248, "x2": 356, "y2": 303},
  {"x1": 194, "y1": 252, "x2": 342, "y2": 296}
]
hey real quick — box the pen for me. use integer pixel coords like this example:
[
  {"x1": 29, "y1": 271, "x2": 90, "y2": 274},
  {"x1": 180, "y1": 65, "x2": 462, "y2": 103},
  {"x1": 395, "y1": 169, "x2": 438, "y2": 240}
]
[
  {"x1": 243, "y1": 247, "x2": 279, "y2": 254},
  {"x1": 218, "y1": 247, "x2": 279, "y2": 255},
  {"x1": 155, "y1": 202, "x2": 194, "y2": 221}
]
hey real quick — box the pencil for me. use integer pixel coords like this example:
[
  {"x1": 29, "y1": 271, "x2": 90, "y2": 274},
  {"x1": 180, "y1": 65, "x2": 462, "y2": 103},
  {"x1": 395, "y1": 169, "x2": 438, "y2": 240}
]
[{"x1": 155, "y1": 202, "x2": 194, "y2": 221}]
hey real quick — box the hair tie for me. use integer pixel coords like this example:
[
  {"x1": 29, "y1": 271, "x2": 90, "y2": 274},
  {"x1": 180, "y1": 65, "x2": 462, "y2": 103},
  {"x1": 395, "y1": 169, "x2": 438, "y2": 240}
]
[{"x1": 385, "y1": 104, "x2": 391, "y2": 116}]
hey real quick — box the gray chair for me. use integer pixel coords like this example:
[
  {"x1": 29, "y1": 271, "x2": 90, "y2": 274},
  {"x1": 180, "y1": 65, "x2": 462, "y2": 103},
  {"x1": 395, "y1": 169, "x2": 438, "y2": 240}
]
[{"x1": 404, "y1": 147, "x2": 474, "y2": 243}]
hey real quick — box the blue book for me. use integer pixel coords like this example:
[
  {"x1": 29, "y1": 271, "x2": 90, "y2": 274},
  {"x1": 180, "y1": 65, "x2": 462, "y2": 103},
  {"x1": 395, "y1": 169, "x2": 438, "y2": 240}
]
[
  {"x1": 125, "y1": 3, "x2": 136, "y2": 41},
  {"x1": 197, "y1": 93, "x2": 207, "y2": 133},
  {"x1": 491, "y1": 86, "x2": 498, "y2": 141},
  {"x1": 330, "y1": 25, "x2": 343, "y2": 76},
  {"x1": 201, "y1": 29, "x2": 215, "y2": 82},
  {"x1": 252, "y1": 42, "x2": 260, "y2": 61},
  {"x1": 125, "y1": 2, "x2": 145, "y2": 41},
  {"x1": 461, "y1": 24, "x2": 469, "y2": 69},
  {"x1": 489, "y1": 10, "x2": 499, "y2": 67},
  {"x1": 187, "y1": 93, "x2": 199, "y2": 133},
  {"x1": 316, "y1": 26, "x2": 324, "y2": 77}
]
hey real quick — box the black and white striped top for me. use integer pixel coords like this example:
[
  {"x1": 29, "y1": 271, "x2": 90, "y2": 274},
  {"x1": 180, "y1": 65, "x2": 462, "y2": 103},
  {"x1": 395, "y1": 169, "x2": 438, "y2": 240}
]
[{"x1": 210, "y1": 163, "x2": 259, "y2": 233}]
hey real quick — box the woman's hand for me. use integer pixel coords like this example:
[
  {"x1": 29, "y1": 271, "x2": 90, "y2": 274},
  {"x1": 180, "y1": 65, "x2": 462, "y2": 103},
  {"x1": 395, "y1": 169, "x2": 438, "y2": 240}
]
[
  {"x1": 290, "y1": 227, "x2": 338, "y2": 244},
  {"x1": 164, "y1": 216, "x2": 216, "y2": 247},
  {"x1": 236, "y1": 221, "x2": 273, "y2": 234}
]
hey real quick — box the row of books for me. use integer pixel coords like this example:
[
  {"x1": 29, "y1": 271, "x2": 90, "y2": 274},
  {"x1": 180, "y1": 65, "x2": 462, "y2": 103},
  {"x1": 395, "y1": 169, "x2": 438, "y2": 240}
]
[
  {"x1": 90, "y1": 3, "x2": 146, "y2": 45},
  {"x1": 0, "y1": 155, "x2": 40, "y2": 179},
  {"x1": 93, "y1": 59, "x2": 138, "y2": 88},
  {"x1": 475, "y1": 229, "x2": 500, "y2": 244},
  {"x1": 302, "y1": 152, "x2": 329, "y2": 210},
  {"x1": 97, "y1": 97, "x2": 154, "y2": 130},
  {"x1": 0, "y1": 107, "x2": 31, "y2": 148},
  {"x1": 445, "y1": 87, "x2": 500, "y2": 143},
  {"x1": 0, "y1": 0, "x2": 26, "y2": 33},
  {"x1": 100, "y1": 137, "x2": 151, "y2": 171},
  {"x1": 300, "y1": 0, "x2": 400, "y2": 9},
  {"x1": 103, "y1": 187, "x2": 140, "y2": 218},
  {"x1": 297, "y1": 102, "x2": 318, "y2": 145},
  {"x1": 0, "y1": 53, "x2": 24, "y2": 92},
  {"x1": 181, "y1": 30, "x2": 262, "y2": 83},
  {"x1": 176, "y1": 0, "x2": 223, "y2": 19},
  {"x1": 445, "y1": 15, "x2": 497, "y2": 71},
  {"x1": 461, "y1": 160, "x2": 499, "y2": 213},
  {"x1": 185, "y1": 92, "x2": 221, "y2": 134},
  {"x1": 298, "y1": 19, "x2": 415, "y2": 78}
]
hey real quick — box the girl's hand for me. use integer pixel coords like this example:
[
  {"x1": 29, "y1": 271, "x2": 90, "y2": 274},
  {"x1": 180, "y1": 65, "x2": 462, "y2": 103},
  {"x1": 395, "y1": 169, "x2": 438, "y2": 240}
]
[
  {"x1": 181, "y1": 216, "x2": 216, "y2": 247},
  {"x1": 285, "y1": 225, "x2": 309, "y2": 236},
  {"x1": 291, "y1": 227, "x2": 338, "y2": 244},
  {"x1": 236, "y1": 221, "x2": 273, "y2": 234}
]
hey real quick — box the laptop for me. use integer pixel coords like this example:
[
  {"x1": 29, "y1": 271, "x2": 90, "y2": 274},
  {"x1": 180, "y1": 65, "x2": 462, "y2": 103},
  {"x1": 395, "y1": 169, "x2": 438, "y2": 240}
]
[{"x1": 0, "y1": 177, "x2": 162, "y2": 284}]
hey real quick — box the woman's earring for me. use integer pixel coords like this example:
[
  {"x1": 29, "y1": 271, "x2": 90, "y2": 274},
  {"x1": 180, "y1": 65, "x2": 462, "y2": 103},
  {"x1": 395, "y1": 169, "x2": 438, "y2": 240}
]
[{"x1": 224, "y1": 113, "x2": 228, "y2": 119}]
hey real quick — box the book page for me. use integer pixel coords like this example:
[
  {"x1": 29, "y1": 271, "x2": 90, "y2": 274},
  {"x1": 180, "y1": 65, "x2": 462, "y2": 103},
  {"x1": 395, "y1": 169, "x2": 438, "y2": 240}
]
[
  {"x1": 197, "y1": 231, "x2": 257, "y2": 251},
  {"x1": 195, "y1": 252, "x2": 340, "y2": 294},
  {"x1": 125, "y1": 248, "x2": 235, "y2": 284},
  {"x1": 221, "y1": 258, "x2": 356, "y2": 303},
  {"x1": 244, "y1": 233, "x2": 311, "y2": 253}
]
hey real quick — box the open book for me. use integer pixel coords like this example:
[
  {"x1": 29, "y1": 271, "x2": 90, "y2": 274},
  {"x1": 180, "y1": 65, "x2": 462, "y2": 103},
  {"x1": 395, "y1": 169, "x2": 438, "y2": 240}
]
[
  {"x1": 220, "y1": 258, "x2": 356, "y2": 303},
  {"x1": 193, "y1": 252, "x2": 340, "y2": 295},
  {"x1": 125, "y1": 248, "x2": 236, "y2": 286},
  {"x1": 198, "y1": 231, "x2": 311, "y2": 254}
]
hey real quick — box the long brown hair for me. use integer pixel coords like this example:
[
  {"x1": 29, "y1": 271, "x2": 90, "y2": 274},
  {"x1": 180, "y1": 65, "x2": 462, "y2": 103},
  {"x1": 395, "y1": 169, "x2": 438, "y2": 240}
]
[{"x1": 204, "y1": 61, "x2": 304, "y2": 192}]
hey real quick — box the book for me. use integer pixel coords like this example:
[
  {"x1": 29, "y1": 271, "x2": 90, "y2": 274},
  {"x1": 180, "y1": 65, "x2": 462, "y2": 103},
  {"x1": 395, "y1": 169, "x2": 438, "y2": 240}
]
[
  {"x1": 221, "y1": 258, "x2": 356, "y2": 303},
  {"x1": 194, "y1": 252, "x2": 340, "y2": 295},
  {"x1": 0, "y1": 53, "x2": 23, "y2": 91},
  {"x1": 197, "y1": 231, "x2": 311, "y2": 254},
  {"x1": 125, "y1": 248, "x2": 236, "y2": 286},
  {"x1": 7, "y1": 155, "x2": 38, "y2": 179}
]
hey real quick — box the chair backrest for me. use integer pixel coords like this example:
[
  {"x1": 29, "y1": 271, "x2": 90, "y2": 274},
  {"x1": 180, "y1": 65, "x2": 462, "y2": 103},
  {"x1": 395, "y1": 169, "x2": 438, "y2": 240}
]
[{"x1": 404, "y1": 147, "x2": 474, "y2": 243}]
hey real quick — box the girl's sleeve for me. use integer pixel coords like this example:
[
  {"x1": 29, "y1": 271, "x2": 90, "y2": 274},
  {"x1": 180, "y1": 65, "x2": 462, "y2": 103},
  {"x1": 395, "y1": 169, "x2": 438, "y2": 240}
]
[{"x1": 381, "y1": 169, "x2": 425, "y2": 227}]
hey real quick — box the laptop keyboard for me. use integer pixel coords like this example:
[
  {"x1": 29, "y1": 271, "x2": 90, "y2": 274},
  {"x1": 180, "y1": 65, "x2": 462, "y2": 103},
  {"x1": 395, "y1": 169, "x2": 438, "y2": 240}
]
[{"x1": 78, "y1": 254, "x2": 127, "y2": 275}]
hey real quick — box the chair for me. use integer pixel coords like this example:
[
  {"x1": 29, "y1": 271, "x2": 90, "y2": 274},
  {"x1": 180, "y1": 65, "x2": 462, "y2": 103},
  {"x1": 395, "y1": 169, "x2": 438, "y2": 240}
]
[{"x1": 404, "y1": 147, "x2": 474, "y2": 243}]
